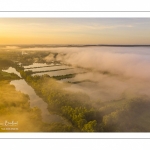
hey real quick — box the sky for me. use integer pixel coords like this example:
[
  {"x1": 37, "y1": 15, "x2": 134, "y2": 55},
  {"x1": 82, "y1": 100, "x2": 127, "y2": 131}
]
[{"x1": 0, "y1": 18, "x2": 150, "y2": 45}]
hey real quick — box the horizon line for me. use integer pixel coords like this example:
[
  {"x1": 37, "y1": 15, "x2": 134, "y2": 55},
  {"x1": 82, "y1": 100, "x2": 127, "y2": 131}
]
[{"x1": 1, "y1": 44, "x2": 150, "y2": 47}]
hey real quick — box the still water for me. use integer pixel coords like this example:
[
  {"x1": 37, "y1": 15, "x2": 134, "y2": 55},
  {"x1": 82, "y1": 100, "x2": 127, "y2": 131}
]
[
  {"x1": 23, "y1": 63, "x2": 51, "y2": 68},
  {"x1": 10, "y1": 79, "x2": 66, "y2": 123},
  {"x1": 32, "y1": 68, "x2": 85, "y2": 77},
  {"x1": 25, "y1": 65, "x2": 72, "y2": 72},
  {"x1": 7, "y1": 67, "x2": 66, "y2": 124},
  {"x1": 2, "y1": 67, "x2": 22, "y2": 78}
]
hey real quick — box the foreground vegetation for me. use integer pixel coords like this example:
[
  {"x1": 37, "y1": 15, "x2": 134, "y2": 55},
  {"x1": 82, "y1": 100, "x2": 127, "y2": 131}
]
[
  {"x1": 0, "y1": 80, "x2": 41, "y2": 132},
  {"x1": 0, "y1": 80, "x2": 75, "y2": 132},
  {"x1": 0, "y1": 51, "x2": 74, "y2": 132},
  {"x1": 21, "y1": 70, "x2": 150, "y2": 132},
  {"x1": 1, "y1": 49, "x2": 150, "y2": 132},
  {"x1": 21, "y1": 71, "x2": 100, "y2": 131}
]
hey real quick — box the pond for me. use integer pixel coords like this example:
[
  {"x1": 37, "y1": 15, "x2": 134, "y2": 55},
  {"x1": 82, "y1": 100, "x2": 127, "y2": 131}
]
[
  {"x1": 32, "y1": 68, "x2": 86, "y2": 77},
  {"x1": 25, "y1": 65, "x2": 72, "y2": 72},
  {"x1": 23, "y1": 63, "x2": 53, "y2": 69}
]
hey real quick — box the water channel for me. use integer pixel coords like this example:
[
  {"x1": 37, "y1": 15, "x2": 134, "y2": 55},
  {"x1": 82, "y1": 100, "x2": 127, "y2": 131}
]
[{"x1": 3, "y1": 67, "x2": 66, "y2": 124}]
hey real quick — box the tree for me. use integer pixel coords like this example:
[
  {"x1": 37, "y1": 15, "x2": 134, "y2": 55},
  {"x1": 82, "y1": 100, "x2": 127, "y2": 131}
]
[{"x1": 82, "y1": 120, "x2": 97, "y2": 132}]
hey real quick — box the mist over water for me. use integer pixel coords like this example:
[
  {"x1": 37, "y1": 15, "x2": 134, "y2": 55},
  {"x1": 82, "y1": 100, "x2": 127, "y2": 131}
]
[
  {"x1": 4, "y1": 45, "x2": 150, "y2": 101},
  {"x1": 2, "y1": 45, "x2": 150, "y2": 131},
  {"x1": 43, "y1": 46, "x2": 150, "y2": 101}
]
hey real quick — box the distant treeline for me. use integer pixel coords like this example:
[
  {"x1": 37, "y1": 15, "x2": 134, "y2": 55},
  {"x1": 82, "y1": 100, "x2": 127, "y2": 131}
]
[{"x1": 2, "y1": 44, "x2": 150, "y2": 48}]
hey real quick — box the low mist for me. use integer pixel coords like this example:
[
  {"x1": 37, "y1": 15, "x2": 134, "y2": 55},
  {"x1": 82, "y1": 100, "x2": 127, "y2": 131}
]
[{"x1": 44, "y1": 46, "x2": 150, "y2": 101}]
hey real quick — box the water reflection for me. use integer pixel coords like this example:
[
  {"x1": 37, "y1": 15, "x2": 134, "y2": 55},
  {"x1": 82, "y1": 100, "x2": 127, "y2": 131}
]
[
  {"x1": 10, "y1": 79, "x2": 66, "y2": 124},
  {"x1": 25, "y1": 65, "x2": 72, "y2": 72},
  {"x1": 32, "y1": 68, "x2": 85, "y2": 77},
  {"x1": 23, "y1": 63, "x2": 51, "y2": 69},
  {"x1": 2, "y1": 67, "x2": 22, "y2": 78}
]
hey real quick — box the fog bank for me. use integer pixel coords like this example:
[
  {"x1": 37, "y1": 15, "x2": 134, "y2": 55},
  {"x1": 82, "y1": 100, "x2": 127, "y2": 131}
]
[{"x1": 43, "y1": 46, "x2": 150, "y2": 101}]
